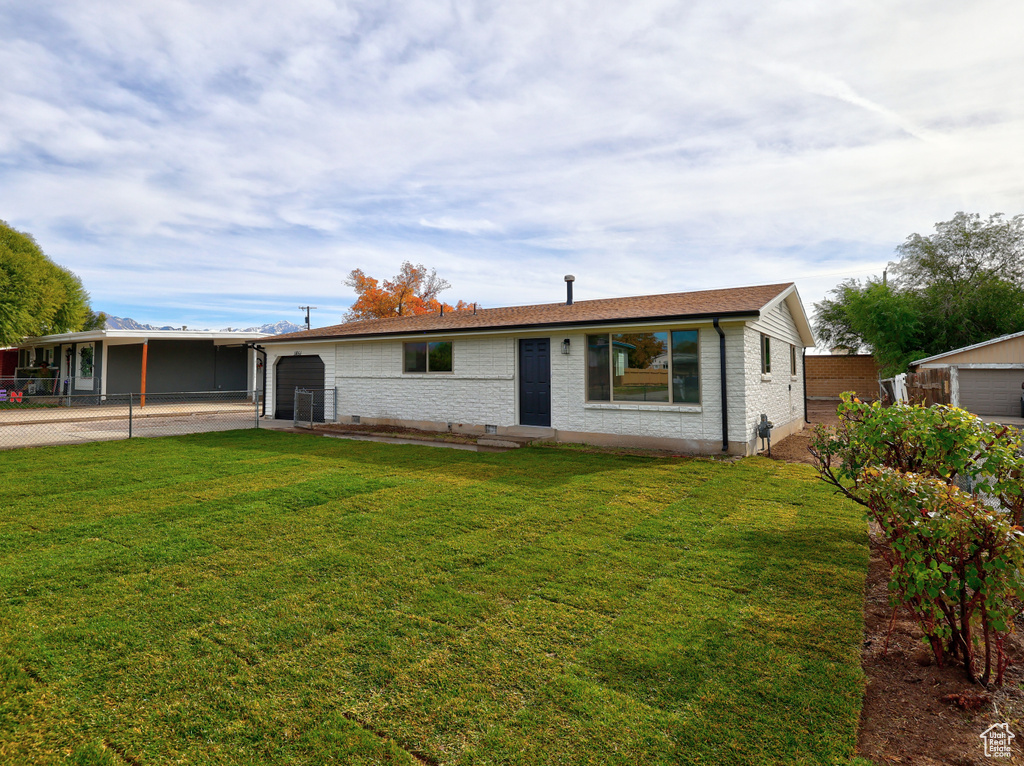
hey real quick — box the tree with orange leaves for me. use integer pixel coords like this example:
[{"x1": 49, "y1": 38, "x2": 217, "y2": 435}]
[{"x1": 343, "y1": 262, "x2": 473, "y2": 321}]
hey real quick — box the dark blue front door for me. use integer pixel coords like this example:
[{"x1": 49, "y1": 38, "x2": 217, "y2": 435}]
[{"x1": 519, "y1": 338, "x2": 551, "y2": 427}]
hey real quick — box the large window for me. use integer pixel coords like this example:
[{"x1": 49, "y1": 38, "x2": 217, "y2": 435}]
[
  {"x1": 587, "y1": 330, "x2": 699, "y2": 403},
  {"x1": 403, "y1": 341, "x2": 453, "y2": 373}
]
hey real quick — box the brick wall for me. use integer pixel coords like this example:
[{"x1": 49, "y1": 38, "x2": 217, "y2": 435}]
[{"x1": 805, "y1": 354, "x2": 879, "y2": 400}]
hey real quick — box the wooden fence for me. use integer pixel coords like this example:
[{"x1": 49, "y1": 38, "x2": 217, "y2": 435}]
[
  {"x1": 619, "y1": 369, "x2": 669, "y2": 386},
  {"x1": 906, "y1": 368, "x2": 951, "y2": 406}
]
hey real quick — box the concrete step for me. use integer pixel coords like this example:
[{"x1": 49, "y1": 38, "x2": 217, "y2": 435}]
[
  {"x1": 503, "y1": 426, "x2": 557, "y2": 441},
  {"x1": 477, "y1": 438, "x2": 523, "y2": 449}
]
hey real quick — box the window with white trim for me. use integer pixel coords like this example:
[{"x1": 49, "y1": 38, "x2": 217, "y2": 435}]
[
  {"x1": 760, "y1": 334, "x2": 771, "y2": 375},
  {"x1": 403, "y1": 341, "x2": 453, "y2": 373},
  {"x1": 586, "y1": 330, "x2": 700, "y2": 403}
]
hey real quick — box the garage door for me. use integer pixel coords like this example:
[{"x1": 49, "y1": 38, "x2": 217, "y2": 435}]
[
  {"x1": 275, "y1": 356, "x2": 325, "y2": 420},
  {"x1": 958, "y1": 369, "x2": 1024, "y2": 417}
]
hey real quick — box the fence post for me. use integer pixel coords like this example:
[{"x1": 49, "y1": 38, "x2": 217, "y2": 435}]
[
  {"x1": 128, "y1": 393, "x2": 133, "y2": 439},
  {"x1": 293, "y1": 388, "x2": 299, "y2": 428},
  {"x1": 255, "y1": 389, "x2": 261, "y2": 429},
  {"x1": 309, "y1": 391, "x2": 314, "y2": 430}
]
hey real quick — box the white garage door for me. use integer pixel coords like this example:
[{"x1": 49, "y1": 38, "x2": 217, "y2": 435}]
[{"x1": 958, "y1": 369, "x2": 1024, "y2": 417}]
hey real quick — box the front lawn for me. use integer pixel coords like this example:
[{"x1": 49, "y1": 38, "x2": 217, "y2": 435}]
[{"x1": 0, "y1": 431, "x2": 867, "y2": 764}]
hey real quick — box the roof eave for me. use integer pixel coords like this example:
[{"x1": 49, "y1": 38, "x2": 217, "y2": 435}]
[
  {"x1": 911, "y1": 328, "x2": 1024, "y2": 366},
  {"x1": 20, "y1": 329, "x2": 269, "y2": 345},
  {"x1": 759, "y1": 284, "x2": 816, "y2": 347},
  {"x1": 259, "y1": 309, "x2": 764, "y2": 344}
]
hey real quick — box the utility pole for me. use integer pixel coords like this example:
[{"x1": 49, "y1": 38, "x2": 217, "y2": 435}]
[{"x1": 299, "y1": 306, "x2": 318, "y2": 330}]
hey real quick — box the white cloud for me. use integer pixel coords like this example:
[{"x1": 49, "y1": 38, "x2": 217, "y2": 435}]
[
  {"x1": 418, "y1": 217, "x2": 500, "y2": 234},
  {"x1": 1, "y1": 0, "x2": 1023, "y2": 328}
]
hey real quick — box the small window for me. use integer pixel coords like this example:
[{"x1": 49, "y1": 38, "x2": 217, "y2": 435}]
[
  {"x1": 404, "y1": 342, "x2": 427, "y2": 372},
  {"x1": 671, "y1": 330, "x2": 700, "y2": 403},
  {"x1": 760, "y1": 334, "x2": 771, "y2": 375},
  {"x1": 790, "y1": 345, "x2": 797, "y2": 377},
  {"x1": 587, "y1": 335, "x2": 611, "y2": 401},
  {"x1": 403, "y1": 341, "x2": 452, "y2": 373}
]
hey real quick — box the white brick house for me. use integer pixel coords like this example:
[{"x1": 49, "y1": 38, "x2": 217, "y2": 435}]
[{"x1": 261, "y1": 282, "x2": 815, "y2": 456}]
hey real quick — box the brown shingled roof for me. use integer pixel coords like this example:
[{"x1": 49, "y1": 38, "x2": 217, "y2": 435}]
[{"x1": 262, "y1": 283, "x2": 796, "y2": 343}]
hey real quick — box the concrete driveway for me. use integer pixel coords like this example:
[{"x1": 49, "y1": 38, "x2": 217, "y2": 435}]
[{"x1": 0, "y1": 401, "x2": 266, "y2": 450}]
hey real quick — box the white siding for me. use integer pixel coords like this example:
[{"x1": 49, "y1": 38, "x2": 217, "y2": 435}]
[
  {"x1": 750, "y1": 297, "x2": 803, "y2": 347},
  {"x1": 742, "y1": 322, "x2": 805, "y2": 453},
  {"x1": 265, "y1": 343, "x2": 336, "y2": 420},
  {"x1": 335, "y1": 336, "x2": 517, "y2": 426},
  {"x1": 263, "y1": 315, "x2": 802, "y2": 455}
]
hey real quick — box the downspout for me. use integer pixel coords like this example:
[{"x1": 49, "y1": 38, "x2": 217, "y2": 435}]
[
  {"x1": 246, "y1": 343, "x2": 268, "y2": 417},
  {"x1": 802, "y1": 347, "x2": 809, "y2": 424},
  {"x1": 713, "y1": 318, "x2": 728, "y2": 452}
]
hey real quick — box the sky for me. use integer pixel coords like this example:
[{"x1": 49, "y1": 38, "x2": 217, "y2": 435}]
[{"x1": 2, "y1": 1, "x2": 1023, "y2": 333}]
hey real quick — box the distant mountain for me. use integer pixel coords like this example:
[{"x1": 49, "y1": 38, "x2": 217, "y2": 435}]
[
  {"x1": 105, "y1": 316, "x2": 177, "y2": 331},
  {"x1": 104, "y1": 316, "x2": 305, "y2": 335},
  {"x1": 241, "y1": 321, "x2": 304, "y2": 335}
]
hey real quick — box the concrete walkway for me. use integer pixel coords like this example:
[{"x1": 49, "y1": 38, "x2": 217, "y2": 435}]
[
  {"x1": 0, "y1": 403, "x2": 262, "y2": 450},
  {"x1": 277, "y1": 421, "x2": 513, "y2": 452},
  {"x1": 319, "y1": 431, "x2": 509, "y2": 452},
  {"x1": 0, "y1": 400, "x2": 255, "y2": 426},
  {"x1": 988, "y1": 415, "x2": 1024, "y2": 428}
]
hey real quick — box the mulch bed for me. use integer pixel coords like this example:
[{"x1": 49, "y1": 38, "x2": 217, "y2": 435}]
[
  {"x1": 769, "y1": 402, "x2": 1024, "y2": 765},
  {"x1": 314, "y1": 422, "x2": 480, "y2": 445}
]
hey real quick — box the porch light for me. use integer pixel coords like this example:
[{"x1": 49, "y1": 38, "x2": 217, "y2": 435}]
[{"x1": 561, "y1": 338, "x2": 571, "y2": 355}]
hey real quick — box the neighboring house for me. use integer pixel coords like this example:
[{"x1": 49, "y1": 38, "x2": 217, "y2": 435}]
[
  {"x1": 912, "y1": 331, "x2": 1024, "y2": 418},
  {"x1": 261, "y1": 281, "x2": 815, "y2": 456},
  {"x1": 14, "y1": 329, "x2": 268, "y2": 399}
]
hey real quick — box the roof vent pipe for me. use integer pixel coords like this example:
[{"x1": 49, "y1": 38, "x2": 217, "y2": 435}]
[{"x1": 564, "y1": 275, "x2": 575, "y2": 305}]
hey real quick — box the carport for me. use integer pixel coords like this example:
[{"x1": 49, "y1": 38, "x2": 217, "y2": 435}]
[{"x1": 16, "y1": 329, "x2": 268, "y2": 401}]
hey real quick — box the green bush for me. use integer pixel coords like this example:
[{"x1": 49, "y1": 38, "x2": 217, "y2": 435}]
[{"x1": 810, "y1": 394, "x2": 1024, "y2": 685}]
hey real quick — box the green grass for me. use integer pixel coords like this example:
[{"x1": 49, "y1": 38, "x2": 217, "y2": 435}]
[{"x1": 0, "y1": 430, "x2": 868, "y2": 765}]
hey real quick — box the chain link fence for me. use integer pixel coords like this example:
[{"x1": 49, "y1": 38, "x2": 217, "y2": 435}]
[
  {"x1": 0, "y1": 389, "x2": 262, "y2": 450},
  {"x1": 293, "y1": 389, "x2": 336, "y2": 429}
]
